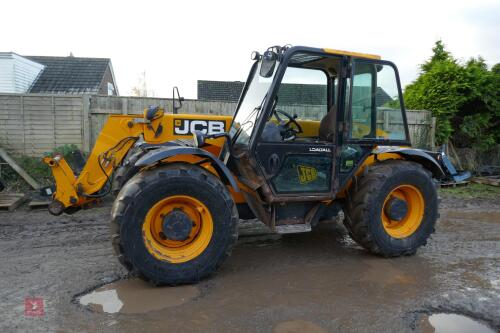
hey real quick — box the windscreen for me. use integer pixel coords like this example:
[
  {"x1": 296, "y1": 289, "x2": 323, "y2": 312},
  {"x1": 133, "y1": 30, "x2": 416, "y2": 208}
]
[{"x1": 230, "y1": 61, "x2": 277, "y2": 146}]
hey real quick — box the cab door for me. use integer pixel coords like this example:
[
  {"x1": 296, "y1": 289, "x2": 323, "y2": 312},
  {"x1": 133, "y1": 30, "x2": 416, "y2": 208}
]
[
  {"x1": 255, "y1": 142, "x2": 335, "y2": 197},
  {"x1": 337, "y1": 59, "x2": 411, "y2": 187},
  {"x1": 252, "y1": 59, "x2": 337, "y2": 199},
  {"x1": 346, "y1": 59, "x2": 409, "y2": 143}
]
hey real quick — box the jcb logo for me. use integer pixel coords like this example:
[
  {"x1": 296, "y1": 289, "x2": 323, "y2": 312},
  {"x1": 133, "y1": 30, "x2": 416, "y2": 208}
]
[
  {"x1": 173, "y1": 119, "x2": 225, "y2": 135},
  {"x1": 297, "y1": 165, "x2": 317, "y2": 184}
]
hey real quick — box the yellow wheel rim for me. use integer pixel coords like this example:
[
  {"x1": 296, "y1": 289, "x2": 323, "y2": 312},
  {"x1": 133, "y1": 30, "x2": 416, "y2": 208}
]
[
  {"x1": 381, "y1": 185, "x2": 425, "y2": 239},
  {"x1": 142, "y1": 195, "x2": 213, "y2": 263}
]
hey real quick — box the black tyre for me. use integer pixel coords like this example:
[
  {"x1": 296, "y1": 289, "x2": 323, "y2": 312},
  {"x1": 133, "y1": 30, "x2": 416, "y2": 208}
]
[
  {"x1": 344, "y1": 160, "x2": 438, "y2": 257},
  {"x1": 112, "y1": 148, "x2": 145, "y2": 195},
  {"x1": 111, "y1": 163, "x2": 239, "y2": 285}
]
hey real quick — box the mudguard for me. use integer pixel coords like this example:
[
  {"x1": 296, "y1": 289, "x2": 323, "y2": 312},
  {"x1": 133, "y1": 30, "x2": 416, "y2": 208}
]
[
  {"x1": 373, "y1": 146, "x2": 446, "y2": 178},
  {"x1": 135, "y1": 145, "x2": 240, "y2": 192}
]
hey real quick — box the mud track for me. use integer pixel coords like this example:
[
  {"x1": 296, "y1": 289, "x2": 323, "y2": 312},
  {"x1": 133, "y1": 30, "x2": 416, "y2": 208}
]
[{"x1": 0, "y1": 197, "x2": 498, "y2": 332}]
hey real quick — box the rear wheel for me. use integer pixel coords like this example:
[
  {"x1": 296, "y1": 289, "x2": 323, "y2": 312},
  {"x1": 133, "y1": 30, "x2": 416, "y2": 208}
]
[
  {"x1": 344, "y1": 160, "x2": 438, "y2": 257},
  {"x1": 111, "y1": 163, "x2": 238, "y2": 285}
]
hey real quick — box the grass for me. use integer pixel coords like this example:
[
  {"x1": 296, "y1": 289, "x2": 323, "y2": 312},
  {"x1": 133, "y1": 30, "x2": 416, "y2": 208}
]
[{"x1": 439, "y1": 182, "x2": 500, "y2": 199}]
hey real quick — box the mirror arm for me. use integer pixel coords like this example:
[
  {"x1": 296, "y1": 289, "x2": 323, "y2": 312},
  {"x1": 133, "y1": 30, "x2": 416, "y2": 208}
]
[
  {"x1": 193, "y1": 131, "x2": 234, "y2": 156},
  {"x1": 172, "y1": 86, "x2": 184, "y2": 114},
  {"x1": 208, "y1": 133, "x2": 234, "y2": 155}
]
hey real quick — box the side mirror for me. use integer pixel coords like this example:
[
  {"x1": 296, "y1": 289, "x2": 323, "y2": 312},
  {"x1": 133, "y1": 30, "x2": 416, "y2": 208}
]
[
  {"x1": 173, "y1": 86, "x2": 184, "y2": 114},
  {"x1": 260, "y1": 50, "x2": 277, "y2": 78}
]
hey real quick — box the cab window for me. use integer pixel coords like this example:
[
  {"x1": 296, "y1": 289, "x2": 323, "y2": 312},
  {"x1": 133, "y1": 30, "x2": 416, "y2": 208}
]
[
  {"x1": 348, "y1": 62, "x2": 406, "y2": 141},
  {"x1": 260, "y1": 67, "x2": 328, "y2": 142},
  {"x1": 275, "y1": 67, "x2": 328, "y2": 121}
]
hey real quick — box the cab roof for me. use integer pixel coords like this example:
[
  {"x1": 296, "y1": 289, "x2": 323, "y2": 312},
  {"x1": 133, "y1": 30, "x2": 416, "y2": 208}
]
[
  {"x1": 322, "y1": 48, "x2": 381, "y2": 60},
  {"x1": 280, "y1": 45, "x2": 382, "y2": 60}
]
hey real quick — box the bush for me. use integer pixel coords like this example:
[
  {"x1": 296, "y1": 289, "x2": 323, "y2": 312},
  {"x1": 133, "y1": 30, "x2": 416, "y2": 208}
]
[
  {"x1": 0, "y1": 144, "x2": 81, "y2": 191},
  {"x1": 403, "y1": 41, "x2": 499, "y2": 150}
]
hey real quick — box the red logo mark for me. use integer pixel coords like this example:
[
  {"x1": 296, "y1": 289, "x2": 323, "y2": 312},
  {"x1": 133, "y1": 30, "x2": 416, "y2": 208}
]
[{"x1": 25, "y1": 297, "x2": 44, "y2": 317}]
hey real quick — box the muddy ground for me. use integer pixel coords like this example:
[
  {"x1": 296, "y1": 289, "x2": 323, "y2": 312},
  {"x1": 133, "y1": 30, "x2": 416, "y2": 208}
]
[{"x1": 0, "y1": 192, "x2": 499, "y2": 332}]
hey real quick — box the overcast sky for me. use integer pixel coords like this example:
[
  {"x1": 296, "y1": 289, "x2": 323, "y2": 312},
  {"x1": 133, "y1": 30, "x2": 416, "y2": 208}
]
[{"x1": 2, "y1": 0, "x2": 499, "y2": 99}]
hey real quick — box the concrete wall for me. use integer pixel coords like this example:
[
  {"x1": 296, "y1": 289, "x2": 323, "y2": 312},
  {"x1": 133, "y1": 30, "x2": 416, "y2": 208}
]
[{"x1": 0, "y1": 93, "x2": 435, "y2": 157}]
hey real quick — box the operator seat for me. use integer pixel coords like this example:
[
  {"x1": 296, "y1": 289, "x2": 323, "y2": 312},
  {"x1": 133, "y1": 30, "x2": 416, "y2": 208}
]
[{"x1": 319, "y1": 105, "x2": 336, "y2": 141}]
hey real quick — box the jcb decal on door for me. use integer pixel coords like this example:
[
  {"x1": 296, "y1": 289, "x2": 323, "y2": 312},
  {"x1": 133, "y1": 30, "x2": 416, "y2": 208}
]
[
  {"x1": 297, "y1": 165, "x2": 317, "y2": 184},
  {"x1": 173, "y1": 119, "x2": 226, "y2": 135}
]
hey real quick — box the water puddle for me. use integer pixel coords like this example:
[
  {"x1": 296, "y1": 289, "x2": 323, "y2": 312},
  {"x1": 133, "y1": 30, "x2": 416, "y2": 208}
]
[
  {"x1": 78, "y1": 278, "x2": 199, "y2": 314},
  {"x1": 422, "y1": 313, "x2": 494, "y2": 333},
  {"x1": 273, "y1": 320, "x2": 328, "y2": 333}
]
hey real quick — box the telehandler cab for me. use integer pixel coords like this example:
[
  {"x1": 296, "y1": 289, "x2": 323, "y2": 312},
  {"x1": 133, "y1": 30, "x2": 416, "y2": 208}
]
[{"x1": 43, "y1": 45, "x2": 469, "y2": 284}]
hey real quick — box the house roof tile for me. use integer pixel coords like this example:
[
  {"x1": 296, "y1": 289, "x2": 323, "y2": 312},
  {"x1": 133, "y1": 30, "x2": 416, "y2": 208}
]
[{"x1": 26, "y1": 56, "x2": 110, "y2": 94}]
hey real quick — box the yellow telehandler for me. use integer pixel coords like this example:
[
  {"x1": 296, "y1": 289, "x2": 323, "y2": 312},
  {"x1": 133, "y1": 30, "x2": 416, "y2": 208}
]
[{"x1": 44, "y1": 45, "x2": 469, "y2": 284}]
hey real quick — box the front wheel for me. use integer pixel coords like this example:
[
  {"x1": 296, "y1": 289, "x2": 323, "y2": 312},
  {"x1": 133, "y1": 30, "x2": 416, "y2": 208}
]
[
  {"x1": 344, "y1": 160, "x2": 438, "y2": 257},
  {"x1": 111, "y1": 163, "x2": 238, "y2": 285},
  {"x1": 111, "y1": 147, "x2": 145, "y2": 195}
]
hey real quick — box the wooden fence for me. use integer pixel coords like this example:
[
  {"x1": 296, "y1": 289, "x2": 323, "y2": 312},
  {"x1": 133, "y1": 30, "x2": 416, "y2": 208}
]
[
  {"x1": 0, "y1": 94, "x2": 89, "y2": 156},
  {"x1": 0, "y1": 93, "x2": 435, "y2": 157},
  {"x1": 88, "y1": 96, "x2": 237, "y2": 146}
]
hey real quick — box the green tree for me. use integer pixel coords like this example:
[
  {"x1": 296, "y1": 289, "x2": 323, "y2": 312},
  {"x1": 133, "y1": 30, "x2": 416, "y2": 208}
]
[
  {"x1": 452, "y1": 58, "x2": 499, "y2": 149},
  {"x1": 403, "y1": 41, "x2": 499, "y2": 149},
  {"x1": 420, "y1": 40, "x2": 453, "y2": 73}
]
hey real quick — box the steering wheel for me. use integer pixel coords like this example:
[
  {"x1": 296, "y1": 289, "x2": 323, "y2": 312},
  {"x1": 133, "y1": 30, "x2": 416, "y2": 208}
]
[{"x1": 272, "y1": 109, "x2": 303, "y2": 141}]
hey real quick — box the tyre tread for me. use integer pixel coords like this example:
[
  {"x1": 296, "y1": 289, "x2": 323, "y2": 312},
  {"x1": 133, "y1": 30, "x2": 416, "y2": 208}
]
[
  {"x1": 343, "y1": 160, "x2": 437, "y2": 257},
  {"x1": 110, "y1": 162, "x2": 238, "y2": 285}
]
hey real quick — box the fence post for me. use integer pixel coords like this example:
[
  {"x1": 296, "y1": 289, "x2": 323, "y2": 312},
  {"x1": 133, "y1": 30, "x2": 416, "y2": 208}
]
[
  {"x1": 20, "y1": 95, "x2": 25, "y2": 155},
  {"x1": 82, "y1": 95, "x2": 91, "y2": 153},
  {"x1": 430, "y1": 117, "x2": 436, "y2": 150},
  {"x1": 383, "y1": 110, "x2": 390, "y2": 130},
  {"x1": 122, "y1": 97, "x2": 128, "y2": 115},
  {"x1": 52, "y1": 96, "x2": 56, "y2": 150}
]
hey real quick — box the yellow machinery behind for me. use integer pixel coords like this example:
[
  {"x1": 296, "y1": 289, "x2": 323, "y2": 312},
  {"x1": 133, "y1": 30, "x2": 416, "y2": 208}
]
[{"x1": 44, "y1": 45, "x2": 469, "y2": 285}]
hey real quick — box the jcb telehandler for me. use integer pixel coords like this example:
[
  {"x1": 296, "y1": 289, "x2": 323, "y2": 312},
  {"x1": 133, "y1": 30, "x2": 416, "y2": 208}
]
[{"x1": 43, "y1": 45, "x2": 469, "y2": 284}]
